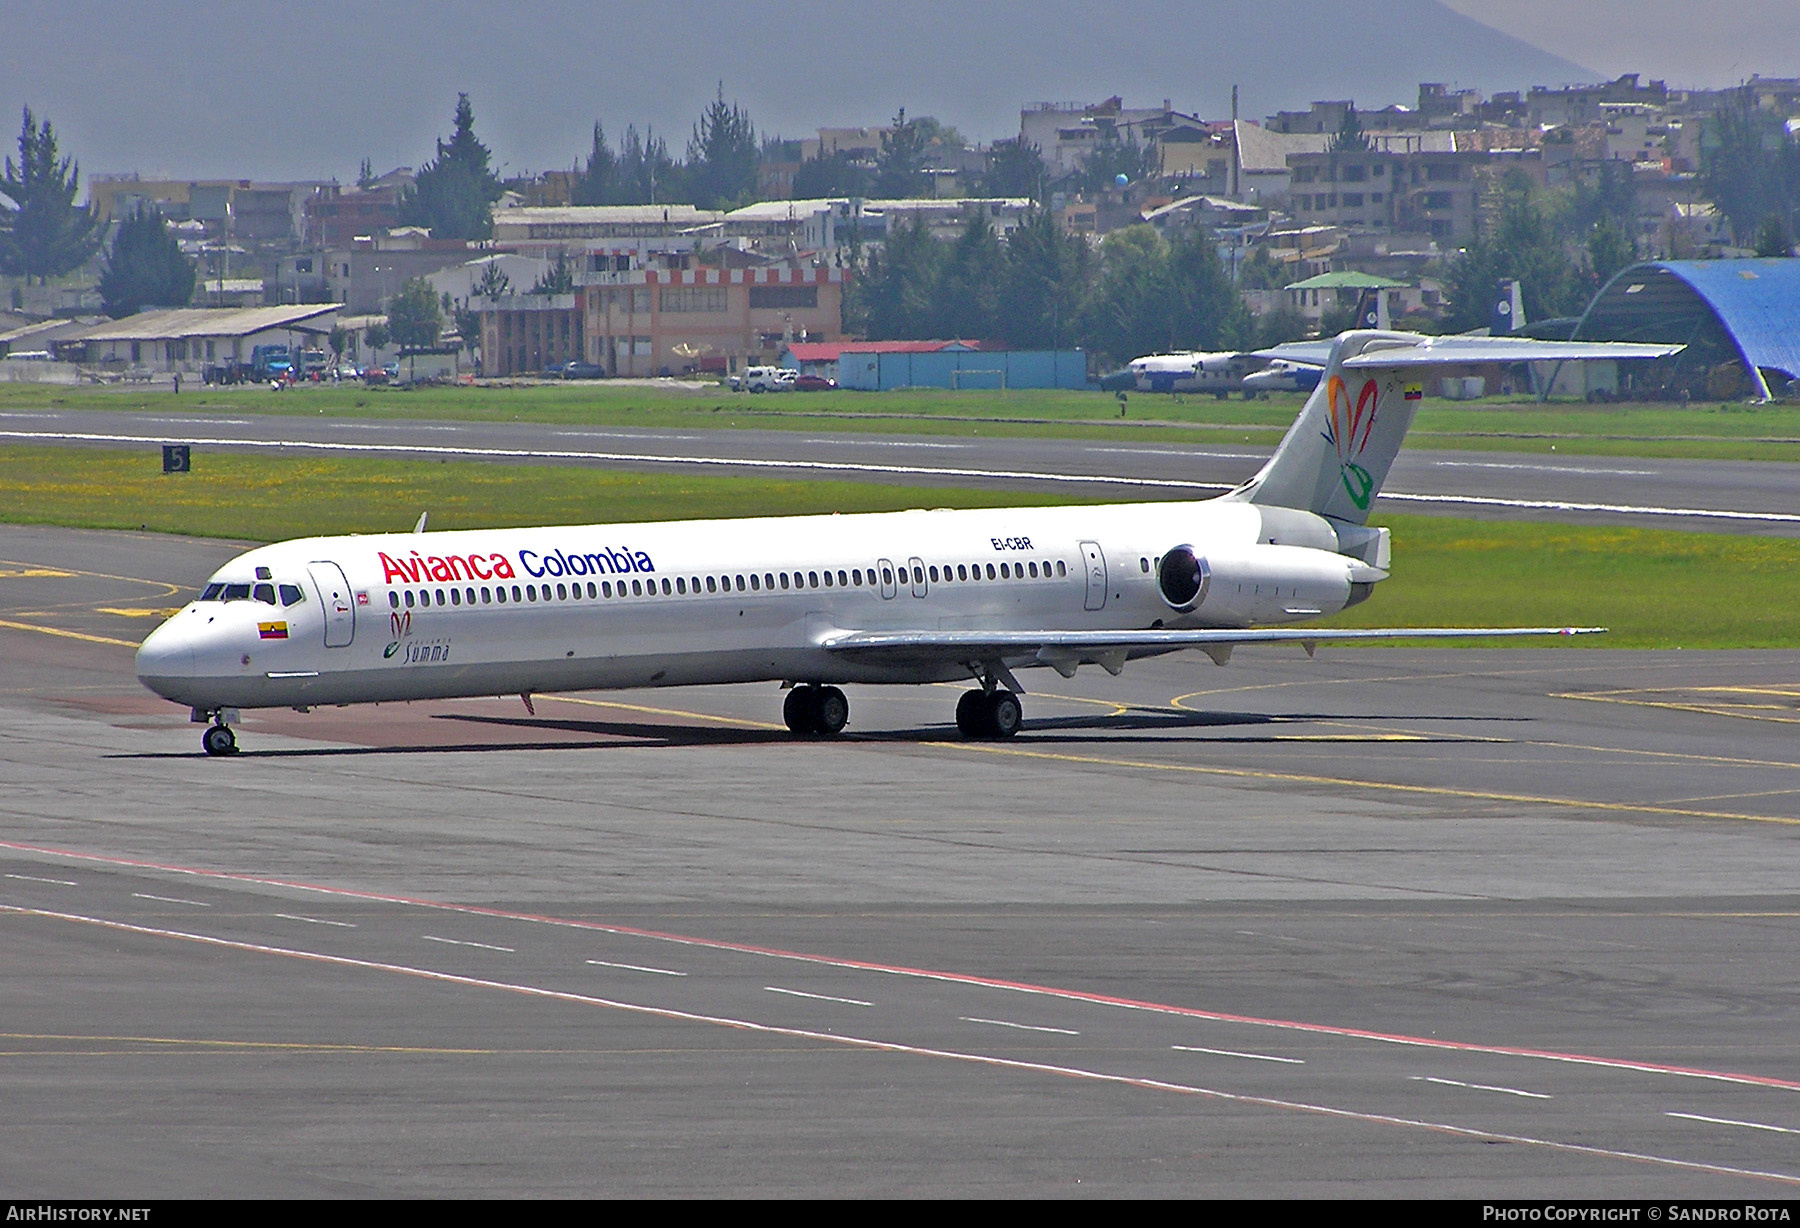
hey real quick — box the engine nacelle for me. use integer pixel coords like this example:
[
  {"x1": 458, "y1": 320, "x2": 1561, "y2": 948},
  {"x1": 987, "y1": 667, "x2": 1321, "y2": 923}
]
[{"x1": 1158, "y1": 543, "x2": 1382, "y2": 625}]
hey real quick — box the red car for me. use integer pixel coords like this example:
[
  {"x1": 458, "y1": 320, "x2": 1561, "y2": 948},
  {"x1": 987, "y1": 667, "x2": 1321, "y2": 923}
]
[{"x1": 792, "y1": 374, "x2": 837, "y2": 391}]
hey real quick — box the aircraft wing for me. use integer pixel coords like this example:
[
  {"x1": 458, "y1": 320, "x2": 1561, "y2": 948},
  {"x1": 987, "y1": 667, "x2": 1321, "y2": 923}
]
[
  {"x1": 1340, "y1": 336, "x2": 1682, "y2": 367},
  {"x1": 821, "y1": 626, "x2": 1602, "y2": 681}
]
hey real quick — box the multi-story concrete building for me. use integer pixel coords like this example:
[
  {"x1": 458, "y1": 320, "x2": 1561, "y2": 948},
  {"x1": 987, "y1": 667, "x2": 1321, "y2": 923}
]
[{"x1": 479, "y1": 263, "x2": 849, "y2": 379}]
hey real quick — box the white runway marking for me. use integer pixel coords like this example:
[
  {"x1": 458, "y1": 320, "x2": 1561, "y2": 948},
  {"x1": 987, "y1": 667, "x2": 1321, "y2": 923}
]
[
  {"x1": 1414, "y1": 1075, "x2": 1552, "y2": 1100},
  {"x1": 1668, "y1": 1112, "x2": 1800, "y2": 1135},
  {"x1": 961, "y1": 1017, "x2": 1079, "y2": 1036},
  {"x1": 1380, "y1": 489, "x2": 1800, "y2": 524},
  {"x1": 421, "y1": 935, "x2": 514, "y2": 952},
  {"x1": 131, "y1": 892, "x2": 209, "y2": 907},
  {"x1": 1172, "y1": 1044, "x2": 1304, "y2": 1064},
  {"x1": 1423, "y1": 460, "x2": 1659, "y2": 476},
  {"x1": 766, "y1": 986, "x2": 872, "y2": 1007},
  {"x1": 5, "y1": 873, "x2": 76, "y2": 886},
  {"x1": 587, "y1": 958, "x2": 687, "y2": 977},
  {"x1": 12, "y1": 840, "x2": 1800, "y2": 1098},
  {"x1": 10, "y1": 902, "x2": 1795, "y2": 1189},
  {"x1": 273, "y1": 913, "x2": 356, "y2": 928}
]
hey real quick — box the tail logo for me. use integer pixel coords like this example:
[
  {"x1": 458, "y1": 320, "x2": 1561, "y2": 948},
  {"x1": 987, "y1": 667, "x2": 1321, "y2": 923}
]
[{"x1": 1322, "y1": 375, "x2": 1381, "y2": 510}]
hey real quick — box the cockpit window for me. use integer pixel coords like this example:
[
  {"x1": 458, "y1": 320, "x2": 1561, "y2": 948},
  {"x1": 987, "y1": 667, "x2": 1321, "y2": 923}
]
[
  {"x1": 223, "y1": 583, "x2": 253, "y2": 601},
  {"x1": 200, "y1": 583, "x2": 225, "y2": 601},
  {"x1": 253, "y1": 583, "x2": 277, "y2": 605},
  {"x1": 278, "y1": 584, "x2": 305, "y2": 606}
]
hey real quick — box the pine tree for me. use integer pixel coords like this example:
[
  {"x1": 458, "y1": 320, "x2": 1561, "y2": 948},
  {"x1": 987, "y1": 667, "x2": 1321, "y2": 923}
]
[
  {"x1": 0, "y1": 108, "x2": 102, "y2": 284},
  {"x1": 686, "y1": 86, "x2": 758, "y2": 210},
  {"x1": 875, "y1": 110, "x2": 930, "y2": 199},
  {"x1": 1328, "y1": 105, "x2": 1372, "y2": 154},
  {"x1": 97, "y1": 208, "x2": 195, "y2": 318},
  {"x1": 399, "y1": 94, "x2": 504, "y2": 240},
  {"x1": 573, "y1": 122, "x2": 619, "y2": 205},
  {"x1": 996, "y1": 208, "x2": 1092, "y2": 349}
]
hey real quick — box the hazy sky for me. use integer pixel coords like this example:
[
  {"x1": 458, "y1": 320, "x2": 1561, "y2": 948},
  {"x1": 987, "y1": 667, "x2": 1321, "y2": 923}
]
[
  {"x1": 1437, "y1": 0, "x2": 1800, "y2": 85},
  {"x1": 0, "y1": 1, "x2": 1790, "y2": 185}
]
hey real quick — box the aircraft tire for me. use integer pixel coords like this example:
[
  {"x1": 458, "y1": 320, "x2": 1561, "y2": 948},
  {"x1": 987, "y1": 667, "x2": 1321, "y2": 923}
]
[
  {"x1": 986, "y1": 691, "x2": 1022, "y2": 739},
  {"x1": 783, "y1": 686, "x2": 820, "y2": 735},
  {"x1": 815, "y1": 687, "x2": 849, "y2": 736},
  {"x1": 202, "y1": 724, "x2": 238, "y2": 756},
  {"x1": 955, "y1": 689, "x2": 992, "y2": 738}
]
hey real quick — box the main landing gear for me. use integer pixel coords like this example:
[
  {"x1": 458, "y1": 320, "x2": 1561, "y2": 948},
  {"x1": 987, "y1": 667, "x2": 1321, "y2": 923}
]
[
  {"x1": 783, "y1": 685, "x2": 849, "y2": 737},
  {"x1": 955, "y1": 688, "x2": 1022, "y2": 740}
]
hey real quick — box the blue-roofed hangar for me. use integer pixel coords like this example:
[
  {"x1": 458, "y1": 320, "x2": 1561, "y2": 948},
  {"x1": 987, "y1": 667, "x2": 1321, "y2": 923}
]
[{"x1": 1574, "y1": 259, "x2": 1800, "y2": 400}]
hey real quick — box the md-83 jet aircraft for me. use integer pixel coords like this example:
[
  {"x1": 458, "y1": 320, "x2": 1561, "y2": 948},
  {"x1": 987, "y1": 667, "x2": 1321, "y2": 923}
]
[{"x1": 136, "y1": 331, "x2": 1679, "y2": 754}]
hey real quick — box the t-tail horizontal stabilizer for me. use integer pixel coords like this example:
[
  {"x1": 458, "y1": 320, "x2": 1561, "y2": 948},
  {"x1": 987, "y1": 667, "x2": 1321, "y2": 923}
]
[{"x1": 1233, "y1": 331, "x2": 1682, "y2": 525}]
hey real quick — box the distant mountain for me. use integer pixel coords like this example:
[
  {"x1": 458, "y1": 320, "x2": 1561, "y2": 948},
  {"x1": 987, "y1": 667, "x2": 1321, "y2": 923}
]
[{"x1": 2, "y1": 0, "x2": 1594, "y2": 184}]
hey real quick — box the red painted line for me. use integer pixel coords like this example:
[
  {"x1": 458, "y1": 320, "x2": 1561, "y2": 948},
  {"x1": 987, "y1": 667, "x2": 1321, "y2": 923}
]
[
  {"x1": 4, "y1": 836, "x2": 1798, "y2": 1094},
  {"x1": 7, "y1": 899, "x2": 1799, "y2": 1189}
]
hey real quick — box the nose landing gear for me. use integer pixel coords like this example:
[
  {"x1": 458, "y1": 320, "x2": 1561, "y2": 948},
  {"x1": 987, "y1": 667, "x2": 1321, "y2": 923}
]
[
  {"x1": 782, "y1": 685, "x2": 849, "y2": 737},
  {"x1": 201, "y1": 722, "x2": 238, "y2": 756}
]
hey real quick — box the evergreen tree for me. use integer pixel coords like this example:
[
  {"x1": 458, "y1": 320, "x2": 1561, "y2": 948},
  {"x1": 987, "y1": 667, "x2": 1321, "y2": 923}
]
[
  {"x1": 995, "y1": 207, "x2": 1091, "y2": 349},
  {"x1": 686, "y1": 86, "x2": 758, "y2": 210},
  {"x1": 398, "y1": 94, "x2": 504, "y2": 240},
  {"x1": 875, "y1": 109, "x2": 931, "y2": 198},
  {"x1": 97, "y1": 207, "x2": 194, "y2": 318},
  {"x1": 530, "y1": 250, "x2": 575, "y2": 295},
  {"x1": 1075, "y1": 132, "x2": 1158, "y2": 192},
  {"x1": 980, "y1": 138, "x2": 1048, "y2": 201},
  {"x1": 473, "y1": 261, "x2": 512, "y2": 300},
  {"x1": 1164, "y1": 228, "x2": 1252, "y2": 351},
  {"x1": 1328, "y1": 105, "x2": 1372, "y2": 154},
  {"x1": 1699, "y1": 103, "x2": 1800, "y2": 246},
  {"x1": 572, "y1": 122, "x2": 619, "y2": 205},
  {"x1": 0, "y1": 107, "x2": 102, "y2": 284},
  {"x1": 1587, "y1": 213, "x2": 1638, "y2": 284},
  {"x1": 936, "y1": 211, "x2": 1005, "y2": 339},
  {"x1": 357, "y1": 158, "x2": 375, "y2": 189},
  {"x1": 792, "y1": 151, "x2": 871, "y2": 199},
  {"x1": 386, "y1": 277, "x2": 443, "y2": 349},
  {"x1": 855, "y1": 214, "x2": 944, "y2": 338},
  {"x1": 1443, "y1": 172, "x2": 1595, "y2": 331},
  {"x1": 617, "y1": 125, "x2": 682, "y2": 204},
  {"x1": 1080, "y1": 225, "x2": 1174, "y2": 363},
  {"x1": 1754, "y1": 215, "x2": 1794, "y2": 257}
]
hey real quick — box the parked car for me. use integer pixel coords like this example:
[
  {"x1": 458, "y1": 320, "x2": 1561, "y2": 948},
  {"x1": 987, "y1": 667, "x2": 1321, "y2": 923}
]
[
  {"x1": 743, "y1": 366, "x2": 799, "y2": 393},
  {"x1": 792, "y1": 374, "x2": 837, "y2": 391},
  {"x1": 560, "y1": 361, "x2": 606, "y2": 380}
]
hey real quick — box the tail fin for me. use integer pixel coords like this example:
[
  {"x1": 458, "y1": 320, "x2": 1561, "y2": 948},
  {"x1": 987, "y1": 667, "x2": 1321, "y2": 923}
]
[{"x1": 1232, "y1": 331, "x2": 1424, "y2": 526}]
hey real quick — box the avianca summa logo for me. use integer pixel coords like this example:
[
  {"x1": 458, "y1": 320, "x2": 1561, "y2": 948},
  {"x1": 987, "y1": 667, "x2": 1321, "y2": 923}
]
[{"x1": 1322, "y1": 375, "x2": 1381, "y2": 511}]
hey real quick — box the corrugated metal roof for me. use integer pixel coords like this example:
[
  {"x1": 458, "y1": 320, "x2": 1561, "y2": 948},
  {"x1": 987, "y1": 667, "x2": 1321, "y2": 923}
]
[
  {"x1": 1286, "y1": 271, "x2": 1408, "y2": 290},
  {"x1": 78, "y1": 304, "x2": 339, "y2": 342},
  {"x1": 785, "y1": 340, "x2": 983, "y2": 361},
  {"x1": 1578, "y1": 259, "x2": 1800, "y2": 383}
]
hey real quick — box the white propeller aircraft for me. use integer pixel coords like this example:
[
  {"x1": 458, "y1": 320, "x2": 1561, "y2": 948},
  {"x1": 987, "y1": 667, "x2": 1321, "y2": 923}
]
[{"x1": 136, "y1": 331, "x2": 1679, "y2": 754}]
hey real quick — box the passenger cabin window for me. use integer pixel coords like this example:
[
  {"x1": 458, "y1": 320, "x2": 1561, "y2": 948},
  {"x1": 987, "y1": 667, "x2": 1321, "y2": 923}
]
[
  {"x1": 404, "y1": 590, "x2": 415, "y2": 608},
  {"x1": 388, "y1": 591, "x2": 399, "y2": 609}
]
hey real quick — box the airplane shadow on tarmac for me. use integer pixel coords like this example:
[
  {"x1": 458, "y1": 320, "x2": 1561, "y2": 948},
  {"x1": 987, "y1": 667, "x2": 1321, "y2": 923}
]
[{"x1": 108, "y1": 705, "x2": 1524, "y2": 758}]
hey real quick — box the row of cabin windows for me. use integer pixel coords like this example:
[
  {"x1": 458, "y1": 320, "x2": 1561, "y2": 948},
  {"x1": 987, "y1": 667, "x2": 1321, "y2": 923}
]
[{"x1": 385, "y1": 557, "x2": 1074, "y2": 610}]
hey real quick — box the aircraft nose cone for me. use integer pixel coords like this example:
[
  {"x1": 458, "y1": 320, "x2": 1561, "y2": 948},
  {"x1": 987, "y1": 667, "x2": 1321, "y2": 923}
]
[{"x1": 135, "y1": 615, "x2": 196, "y2": 698}]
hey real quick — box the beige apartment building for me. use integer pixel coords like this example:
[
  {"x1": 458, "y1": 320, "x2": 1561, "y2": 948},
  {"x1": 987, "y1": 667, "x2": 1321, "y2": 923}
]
[{"x1": 480, "y1": 264, "x2": 848, "y2": 377}]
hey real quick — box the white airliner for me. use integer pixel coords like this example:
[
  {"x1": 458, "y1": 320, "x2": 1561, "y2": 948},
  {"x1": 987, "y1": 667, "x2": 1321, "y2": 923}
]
[{"x1": 136, "y1": 331, "x2": 1680, "y2": 754}]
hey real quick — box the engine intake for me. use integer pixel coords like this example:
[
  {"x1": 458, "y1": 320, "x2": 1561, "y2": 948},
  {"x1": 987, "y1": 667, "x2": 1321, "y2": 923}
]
[{"x1": 1158, "y1": 546, "x2": 1209, "y2": 610}]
